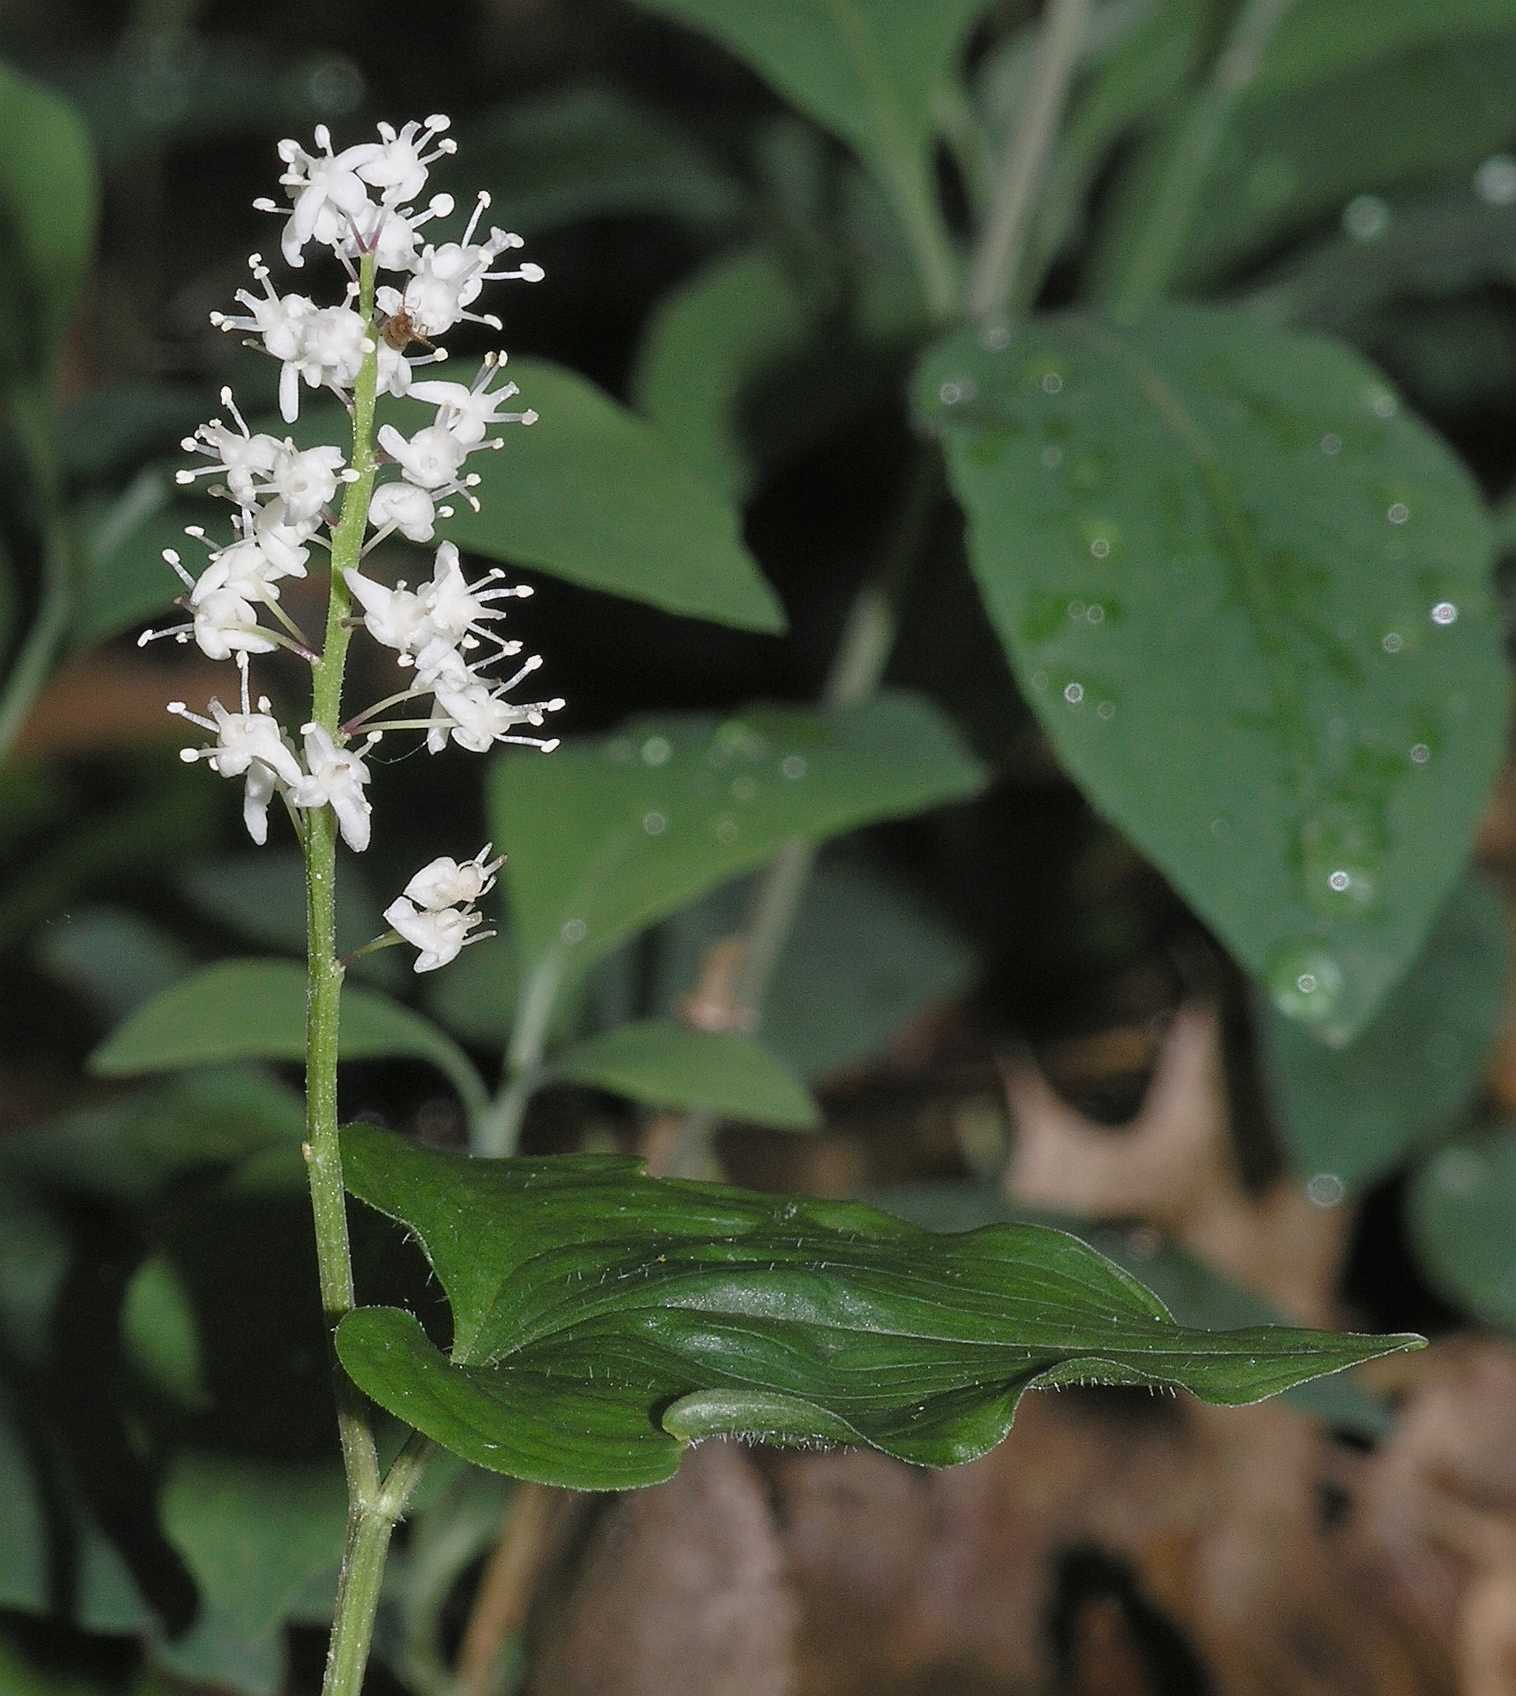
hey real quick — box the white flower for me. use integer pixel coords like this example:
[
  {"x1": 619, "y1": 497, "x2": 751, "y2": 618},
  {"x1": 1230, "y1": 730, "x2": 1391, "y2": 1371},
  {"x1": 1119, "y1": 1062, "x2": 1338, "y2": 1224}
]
[
  {"x1": 403, "y1": 843, "x2": 502, "y2": 909},
  {"x1": 191, "y1": 535, "x2": 301, "y2": 602},
  {"x1": 292, "y1": 724, "x2": 377, "y2": 852},
  {"x1": 265, "y1": 442, "x2": 350, "y2": 522},
  {"x1": 344, "y1": 567, "x2": 432, "y2": 654},
  {"x1": 378, "y1": 422, "x2": 468, "y2": 490},
  {"x1": 382, "y1": 895, "x2": 486, "y2": 973},
  {"x1": 346, "y1": 192, "x2": 455, "y2": 272},
  {"x1": 168, "y1": 661, "x2": 304, "y2": 845},
  {"x1": 192, "y1": 586, "x2": 277, "y2": 660},
  {"x1": 248, "y1": 498, "x2": 317, "y2": 577},
  {"x1": 421, "y1": 541, "x2": 532, "y2": 646},
  {"x1": 269, "y1": 126, "x2": 380, "y2": 267},
  {"x1": 392, "y1": 196, "x2": 544, "y2": 337},
  {"x1": 367, "y1": 481, "x2": 439, "y2": 544},
  {"x1": 210, "y1": 257, "x2": 313, "y2": 361},
  {"x1": 409, "y1": 351, "x2": 537, "y2": 446},
  {"x1": 430, "y1": 673, "x2": 564, "y2": 755},
  {"x1": 279, "y1": 305, "x2": 371, "y2": 422},
  {"x1": 177, "y1": 388, "x2": 281, "y2": 501},
  {"x1": 354, "y1": 116, "x2": 455, "y2": 203}
]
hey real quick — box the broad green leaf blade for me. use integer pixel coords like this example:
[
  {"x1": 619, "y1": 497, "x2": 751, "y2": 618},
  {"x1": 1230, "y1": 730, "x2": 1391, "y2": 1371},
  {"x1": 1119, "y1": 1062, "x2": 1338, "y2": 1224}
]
[
  {"x1": 1095, "y1": 30, "x2": 1516, "y2": 294},
  {"x1": 1253, "y1": 0, "x2": 1516, "y2": 97},
  {"x1": 917, "y1": 306, "x2": 1505, "y2": 1041},
  {"x1": 627, "y1": 0, "x2": 984, "y2": 204},
  {"x1": 337, "y1": 1125, "x2": 1418, "y2": 1489},
  {"x1": 88, "y1": 959, "x2": 486, "y2": 1110},
  {"x1": 554, "y1": 1019, "x2": 820, "y2": 1129},
  {"x1": 0, "y1": 62, "x2": 98, "y2": 379},
  {"x1": 490, "y1": 692, "x2": 987, "y2": 985},
  {"x1": 159, "y1": 1453, "x2": 344, "y2": 1641},
  {"x1": 1260, "y1": 873, "x2": 1509, "y2": 1190},
  {"x1": 632, "y1": 245, "x2": 813, "y2": 501},
  {"x1": 440, "y1": 359, "x2": 783, "y2": 632},
  {"x1": 1407, "y1": 1126, "x2": 1516, "y2": 1329}
]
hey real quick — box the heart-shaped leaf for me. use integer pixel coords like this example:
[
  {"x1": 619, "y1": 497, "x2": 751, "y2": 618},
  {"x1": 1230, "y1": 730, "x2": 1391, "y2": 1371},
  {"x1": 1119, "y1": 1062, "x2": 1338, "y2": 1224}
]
[
  {"x1": 917, "y1": 306, "x2": 1504, "y2": 1041},
  {"x1": 336, "y1": 1124, "x2": 1419, "y2": 1489}
]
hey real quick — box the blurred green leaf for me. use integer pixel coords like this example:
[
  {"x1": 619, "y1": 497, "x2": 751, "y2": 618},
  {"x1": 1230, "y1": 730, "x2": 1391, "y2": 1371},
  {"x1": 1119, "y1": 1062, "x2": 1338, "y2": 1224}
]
[
  {"x1": 1242, "y1": 195, "x2": 1516, "y2": 331},
  {"x1": 1407, "y1": 1126, "x2": 1516, "y2": 1329},
  {"x1": 88, "y1": 960, "x2": 487, "y2": 1111},
  {"x1": 554, "y1": 1018, "x2": 820, "y2": 1128},
  {"x1": 73, "y1": 478, "x2": 185, "y2": 650},
  {"x1": 440, "y1": 359, "x2": 784, "y2": 631},
  {"x1": 60, "y1": 383, "x2": 201, "y2": 480},
  {"x1": 917, "y1": 306, "x2": 1504, "y2": 1041},
  {"x1": 179, "y1": 850, "x2": 405, "y2": 987},
  {"x1": 160, "y1": 1452, "x2": 343, "y2": 1641},
  {"x1": 0, "y1": 61, "x2": 97, "y2": 379},
  {"x1": 491, "y1": 693, "x2": 987, "y2": 991},
  {"x1": 1260, "y1": 873, "x2": 1508, "y2": 1190},
  {"x1": 122, "y1": 1256, "x2": 211, "y2": 1412},
  {"x1": 627, "y1": 0, "x2": 984, "y2": 214},
  {"x1": 654, "y1": 851, "x2": 977, "y2": 1080},
  {"x1": 335, "y1": 1123, "x2": 1419, "y2": 1489},
  {"x1": 1097, "y1": 31, "x2": 1516, "y2": 290},
  {"x1": 467, "y1": 86, "x2": 745, "y2": 230},
  {"x1": 36, "y1": 905, "x2": 192, "y2": 1022},
  {"x1": 1254, "y1": 0, "x2": 1516, "y2": 94},
  {"x1": 148, "y1": 1607, "x2": 284, "y2": 1696},
  {"x1": 633, "y1": 245, "x2": 814, "y2": 501}
]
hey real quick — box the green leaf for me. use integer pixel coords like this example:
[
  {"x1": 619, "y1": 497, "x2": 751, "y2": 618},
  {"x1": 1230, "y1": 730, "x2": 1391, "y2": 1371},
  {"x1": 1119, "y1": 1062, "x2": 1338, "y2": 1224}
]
[
  {"x1": 490, "y1": 692, "x2": 987, "y2": 989},
  {"x1": 632, "y1": 245, "x2": 814, "y2": 501},
  {"x1": 1254, "y1": 0, "x2": 1516, "y2": 95},
  {"x1": 73, "y1": 478, "x2": 186, "y2": 649},
  {"x1": 652, "y1": 851, "x2": 977, "y2": 1080},
  {"x1": 917, "y1": 306, "x2": 1505, "y2": 1041},
  {"x1": 553, "y1": 1019, "x2": 820, "y2": 1129},
  {"x1": 88, "y1": 960, "x2": 486, "y2": 1111},
  {"x1": 466, "y1": 86, "x2": 744, "y2": 231},
  {"x1": 1260, "y1": 873, "x2": 1509, "y2": 1190},
  {"x1": 1098, "y1": 31, "x2": 1516, "y2": 291},
  {"x1": 159, "y1": 1452, "x2": 344, "y2": 1640},
  {"x1": 335, "y1": 1123, "x2": 1419, "y2": 1490},
  {"x1": 1407, "y1": 1126, "x2": 1516, "y2": 1329},
  {"x1": 628, "y1": 0, "x2": 984, "y2": 213},
  {"x1": 0, "y1": 62, "x2": 97, "y2": 378},
  {"x1": 439, "y1": 359, "x2": 784, "y2": 632}
]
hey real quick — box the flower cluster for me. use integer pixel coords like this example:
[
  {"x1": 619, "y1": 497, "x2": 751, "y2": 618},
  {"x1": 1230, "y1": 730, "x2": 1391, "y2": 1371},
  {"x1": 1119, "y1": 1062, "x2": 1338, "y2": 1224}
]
[{"x1": 146, "y1": 117, "x2": 561, "y2": 971}]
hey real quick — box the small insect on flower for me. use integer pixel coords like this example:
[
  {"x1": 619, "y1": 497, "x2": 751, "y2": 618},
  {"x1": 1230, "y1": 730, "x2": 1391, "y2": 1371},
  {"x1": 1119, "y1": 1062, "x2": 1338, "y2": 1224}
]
[{"x1": 379, "y1": 305, "x2": 433, "y2": 353}]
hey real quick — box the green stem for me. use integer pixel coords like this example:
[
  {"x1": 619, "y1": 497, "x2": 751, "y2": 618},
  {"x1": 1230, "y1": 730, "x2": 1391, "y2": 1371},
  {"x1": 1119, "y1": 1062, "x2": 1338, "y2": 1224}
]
[
  {"x1": 474, "y1": 954, "x2": 563, "y2": 1157},
  {"x1": 964, "y1": 0, "x2": 1091, "y2": 322},
  {"x1": 1103, "y1": 0, "x2": 1296, "y2": 311},
  {"x1": 891, "y1": 160, "x2": 960, "y2": 324},
  {"x1": 298, "y1": 252, "x2": 430, "y2": 1696}
]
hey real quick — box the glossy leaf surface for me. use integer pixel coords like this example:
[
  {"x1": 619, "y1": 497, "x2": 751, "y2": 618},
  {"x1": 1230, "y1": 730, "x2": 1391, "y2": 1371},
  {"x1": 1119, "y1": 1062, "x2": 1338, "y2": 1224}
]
[
  {"x1": 918, "y1": 306, "x2": 1504, "y2": 1040},
  {"x1": 336, "y1": 1124, "x2": 1419, "y2": 1489}
]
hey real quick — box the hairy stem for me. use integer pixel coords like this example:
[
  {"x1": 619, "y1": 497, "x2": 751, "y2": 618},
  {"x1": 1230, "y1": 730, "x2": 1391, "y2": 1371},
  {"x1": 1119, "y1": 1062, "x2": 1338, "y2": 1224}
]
[
  {"x1": 302, "y1": 252, "x2": 430, "y2": 1696},
  {"x1": 964, "y1": 0, "x2": 1091, "y2": 323}
]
